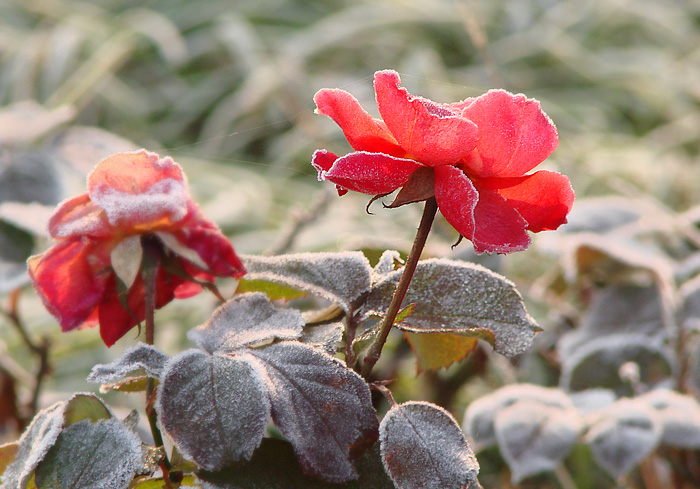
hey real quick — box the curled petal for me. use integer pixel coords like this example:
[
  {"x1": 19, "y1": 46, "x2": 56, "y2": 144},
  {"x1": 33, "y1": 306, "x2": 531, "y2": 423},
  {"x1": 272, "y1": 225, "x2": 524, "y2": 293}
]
[
  {"x1": 477, "y1": 171, "x2": 574, "y2": 232},
  {"x1": 27, "y1": 238, "x2": 111, "y2": 331},
  {"x1": 322, "y1": 151, "x2": 421, "y2": 195},
  {"x1": 311, "y1": 150, "x2": 347, "y2": 196},
  {"x1": 434, "y1": 165, "x2": 477, "y2": 242},
  {"x1": 88, "y1": 150, "x2": 190, "y2": 230},
  {"x1": 374, "y1": 70, "x2": 478, "y2": 166},
  {"x1": 314, "y1": 89, "x2": 404, "y2": 156},
  {"x1": 169, "y1": 205, "x2": 246, "y2": 278},
  {"x1": 49, "y1": 194, "x2": 113, "y2": 239},
  {"x1": 461, "y1": 89, "x2": 558, "y2": 177},
  {"x1": 470, "y1": 184, "x2": 530, "y2": 254}
]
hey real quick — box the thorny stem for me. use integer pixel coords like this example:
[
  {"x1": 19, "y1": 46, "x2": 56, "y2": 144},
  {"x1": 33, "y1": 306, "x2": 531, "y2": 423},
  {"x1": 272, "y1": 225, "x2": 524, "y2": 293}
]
[
  {"x1": 2, "y1": 288, "x2": 51, "y2": 422},
  {"x1": 361, "y1": 197, "x2": 438, "y2": 379}
]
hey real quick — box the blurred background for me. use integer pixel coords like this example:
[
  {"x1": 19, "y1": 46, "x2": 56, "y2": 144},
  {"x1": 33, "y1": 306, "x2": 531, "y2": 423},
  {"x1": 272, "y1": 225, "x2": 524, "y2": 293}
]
[{"x1": 2, "y1": 0, "x2": 700, "y2": 485}]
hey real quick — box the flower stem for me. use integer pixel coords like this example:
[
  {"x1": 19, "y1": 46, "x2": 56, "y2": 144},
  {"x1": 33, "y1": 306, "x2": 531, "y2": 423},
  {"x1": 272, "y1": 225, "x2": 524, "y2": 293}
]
[
  {"x1": 141, "y1": 238, "x2": 172, "y2": 476},
  {"x1": 361, "y1": 197, "x2": 438, "y2": 379}
]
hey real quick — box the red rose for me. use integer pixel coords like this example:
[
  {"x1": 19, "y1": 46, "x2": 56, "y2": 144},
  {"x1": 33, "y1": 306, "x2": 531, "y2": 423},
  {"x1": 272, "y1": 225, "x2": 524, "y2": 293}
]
[
  {"x1": 312, "y1": 70, "x2": 574, "y2": 253},
  {"x1": 28, "y1": 150, "x2": 245, "y2": 346}
]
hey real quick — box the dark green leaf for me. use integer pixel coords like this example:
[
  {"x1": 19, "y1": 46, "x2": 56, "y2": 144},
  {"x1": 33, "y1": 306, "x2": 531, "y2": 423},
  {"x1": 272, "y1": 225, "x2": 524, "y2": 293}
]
[
  {"x1": 380, "y1": 402, "x2": 479, "y2": 489},
  {"x1": 364, "y1": 259, "x2": 539, "y2": 357},
  {"x1": 245, "y1": 342, "x2": 378, "y2": 483},
  {"x1": 34, "y1": 419, "x2": 142, "y2": 489},
  {"x1": 87, "y1": 343, "x2": 169, "y2": 385},
  {"x1": 242, "y1": 252, "x2": 372, "y2": 313},
  {"x1": 157, "y1": 349, "x2": 270, "y2": 471},
  {"x1": 188, "y1": 293, "x2": 304, "y2": 353}
]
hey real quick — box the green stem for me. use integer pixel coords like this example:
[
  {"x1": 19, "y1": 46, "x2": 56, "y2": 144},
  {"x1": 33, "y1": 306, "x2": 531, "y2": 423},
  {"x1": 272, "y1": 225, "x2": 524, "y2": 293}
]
[{"x1": 361, "y1": 197, "x2": 438, "y2": 378}]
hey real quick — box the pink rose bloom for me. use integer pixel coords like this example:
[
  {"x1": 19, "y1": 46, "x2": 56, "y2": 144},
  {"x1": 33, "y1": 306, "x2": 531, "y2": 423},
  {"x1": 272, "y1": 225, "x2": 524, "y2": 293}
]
[{"x1": 312, "y1": 70, "x2": 574, "y2": 253}]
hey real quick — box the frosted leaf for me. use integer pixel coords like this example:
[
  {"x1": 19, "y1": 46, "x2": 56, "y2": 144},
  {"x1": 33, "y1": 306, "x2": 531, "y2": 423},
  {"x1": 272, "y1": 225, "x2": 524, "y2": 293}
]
[
  {"x1": 464, "y1": 384, "x2": 573, "y2": 450},
  {"x1": 372, "y1": 250, "x2": 401, "y2": 282},
  {"x1": 585, "y1": 398, "x2": 662, "y2": 479},
  {"x1": 242, "y1": 252, "x2": 372, "y2": 313},
  {"x1": 0, "y1": 101, "x2": 74, "y2": 145},
  {"x1": 34, "y1": 418, "x2": 142, "y2": 489},
  {"x1": 156, "y1": 349, "x2": 269, "y2": 471},
  {"x1": 87, "y1": 343, "x2": 169, "y2": 384},
  {"x1": 0, "y1": 151, "x2": 61, "y2": 206},
  {"x1": 188, "y1": 293, "x2": 303, "y2": 353},
  {"x1": 299, "y1": 322, "x2": 344, "y2": 355},
  {"x1": 0, "y1": 202, "x2": 54, "y2": 237},
  {"x1": 364, "y1": 259, "x2": 539, "y2": 357},
  {"x1": 198, "y1": 438, "x2": 394, "y2": 489},
  {"x1": 245, "y1": 342, "x2": 378, "y2": 483},
  {"x1": 569, "y1": 389, "x2": 617, "y2": 414},
  {"x1": 494, "y1": 400, "x2": 583, "y2": 482},
  {"x1": 2, "y1": 402, "x2": 64, "y2": 489},
  {"x1": 110, "y1": 236, "x2": 143, "y2": 289},
  {"x1": 639, "y1": 389, "x2": 700, "y2": 448},
  {"x1": 560, "y1": 196, "x2": 648, "y2": 235},
  {"x1": 558, "y1": 284, "x2": 665, "y2": 359},
  {"x1": 560, "y1": 334, "x2": 675, "y2": 395},
  {"x1": 380, "y1": 401, "x2": 479, "y2": 489}
]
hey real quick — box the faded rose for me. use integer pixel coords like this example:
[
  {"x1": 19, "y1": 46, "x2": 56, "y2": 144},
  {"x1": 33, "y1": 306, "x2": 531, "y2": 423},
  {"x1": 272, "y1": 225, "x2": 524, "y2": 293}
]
[
  {"x1": 312, "y1": 70, "x2": 574, "y2": 253},
  {"x1": 28, "y1": 150, "x2": 245, "y2": 346}
]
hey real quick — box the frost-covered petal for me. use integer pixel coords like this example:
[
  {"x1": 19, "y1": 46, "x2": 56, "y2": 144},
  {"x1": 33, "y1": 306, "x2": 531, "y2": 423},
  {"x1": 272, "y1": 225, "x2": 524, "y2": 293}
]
[
  {"x1": 27, "y1": 238, "x2": 111, "y2": 332},
  {"x1": 166, "y1": 208, "x2": 245, "y2": 278},
  {"x1": 314, "y1": 88, "x2": 404, "y2": 156},
  {"x1": 434, "y1": 165, "x2": 477, "y2": 242},
  {"x1": 477, "y1": 170, "x2": 574, "y2": 232},
  {"x1": 97, "y1": 269, "x2": 185, "y2": 346},
  {"x1": 48, "y1": 193, "x2": 113, "y2": 239},
  {"x1": 87, "y1": 150, "x2": 189, "y2": 230},
  {"x1": 471, "y1": 183, "x2": 530, "y2": 254},
  {"x1": 321, "y1": 151, "x2": 421, "y2": 195},
  {"x1": 374, "y1": 70, "x2": 478, "y2": 166},
  {"x1": 461, "y1": 89, "x2": 558, "y2": 177},
  {"x1": 311, "y1": 150, "x2": 348, "y2": 196}
]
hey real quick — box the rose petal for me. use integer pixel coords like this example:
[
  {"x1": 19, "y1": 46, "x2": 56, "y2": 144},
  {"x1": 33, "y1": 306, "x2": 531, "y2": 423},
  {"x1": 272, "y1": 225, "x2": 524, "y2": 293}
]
[
  {"x1": 434, "y1": 165, "x2": 477, "y2": 242},
  {"x1": 49, "y1": 194, "x2": 113, "y2": 239},
  {"x1": 374, "y1": 70, "x2": 478, "y2": 166},
  {"x1": 98, "y1": 268, "x2": 185, "y2": 346},
  {"x1": 461, "y1": 89, "x2": 558, "y2": 177},
  {"x1": 27, "y1": 238, "x2": 111, "y2": 331},
  {"x1": 314, "y1": 89, "x2": 404, "y2": 156},
  {"x1": 311, "y1": 150, "x2": 347, "y2": 196},
  {"x1": 322, "y1": 151, "x2": 421, "y2": 195},
  {"x1": 477, "y1": 171, "x2": 574, "y2": 232},
  {"x1": 169, "y1": 205, "x2": 246, "y2": 278},
  {"x1": 88, "y1": 150, "x2": 190, "y2": 230},
  {"x1": 470, "y1": 184, "x2": 530, "y2": 254}
]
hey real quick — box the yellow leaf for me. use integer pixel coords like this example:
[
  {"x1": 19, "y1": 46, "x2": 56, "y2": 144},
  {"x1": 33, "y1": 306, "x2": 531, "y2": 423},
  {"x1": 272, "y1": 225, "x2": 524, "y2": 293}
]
[{"x1": 405, "y1": 332, "x2": 478, "y2": 373}]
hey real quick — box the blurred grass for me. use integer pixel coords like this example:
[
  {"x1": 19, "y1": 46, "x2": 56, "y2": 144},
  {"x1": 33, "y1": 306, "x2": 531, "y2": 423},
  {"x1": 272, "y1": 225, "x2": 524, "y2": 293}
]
[{"x1": 2, "y1": 0, "x2": 700, "y2": 452}]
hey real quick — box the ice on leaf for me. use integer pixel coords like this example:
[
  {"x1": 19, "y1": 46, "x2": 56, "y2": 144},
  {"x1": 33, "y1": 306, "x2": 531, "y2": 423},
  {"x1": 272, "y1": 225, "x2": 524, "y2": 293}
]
[
  {"x1": 188, "y1": 292, "x2": 304, "y2": 353},
  {"x1": 494, "y1": 400, "x2": 583, "y2": 482},
  {"x1": 244, "y1": 342, "x2": 378, "y2": 482},
  {"x1": 242, "y1": 252, "x2": 372, "y2": 312},
  {"x1": 585, "y1": 398, "x2": 662, "y2": 479},
  {"x1": 380, "y1": 401, "x2": 479, "y2": 489},
  {"x1": 464, "y1": 384, "x2": 573, "y2": 450},
  {"x1": 156, "y1": 349, "x2": 270, "y2": 471},
  {"x1": 87, "y1": 343, "x2": 169, "y2": 385},
  {"x1": 640, "y1": 388, "x2": 700, "y2": 448},
  {"x1": 33, "y1": 418, "x2": 142, "y2": 489},
  {"x1": 364, "y1": 258, "x2": 539, "y2": 357}
]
